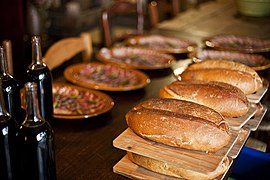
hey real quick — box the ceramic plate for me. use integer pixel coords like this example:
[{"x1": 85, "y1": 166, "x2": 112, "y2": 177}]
[
  {"x1": 126, "y1": 34, "x2": 197, "y2": 54},
  {"x1": 64, "y1": 62, "x2": 150, "y2": 91},
  {"x1": 52, "y1": 83, "x2": 114, "y2": 119},
  {"x1": 21, "y1": 83, "x2": 114, "y2": 119},
  {"x1": 96, "y1": 47, "x2": 175, "y2": 70},
  {"x1": 203, "y1": 34, "x2": 270, "y2": 53},
  {"x1": 190, "y1": 49, "x2": 270, "y2": 70}
]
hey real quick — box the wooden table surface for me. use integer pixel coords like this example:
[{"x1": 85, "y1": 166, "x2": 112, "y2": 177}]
[
  {"x1": 155, "y1": 0, "x2": 270, "y2": 42},
  {"x1": 51, "y1": 0, "x2": 270, "y2": 179},
  {"x1": 52, "y1": 67, "x2": 175, "y2": 180}
]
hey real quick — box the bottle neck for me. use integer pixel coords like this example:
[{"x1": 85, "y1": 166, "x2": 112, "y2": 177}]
[
  {"x1": 0, "y1": 47, "x2": 9, "y2": 76},
  {"x1": 31, "y1": 36, "x2": 43, "y2": 65},
  {"x1": 24, "y1": 82, "x2": 44, "y2": 124}
]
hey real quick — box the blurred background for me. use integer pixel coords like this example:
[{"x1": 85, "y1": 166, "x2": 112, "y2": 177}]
[{"x1": 0, "y1": 0, "x2": 196, "y2": 83}]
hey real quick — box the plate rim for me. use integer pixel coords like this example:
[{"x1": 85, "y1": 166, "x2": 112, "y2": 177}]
[
  {"x1": 202, "y1": 35, "x2": 270, "y2": 53},
  {"x1": 96, "y1": 47, "x2": 176, "y2": 70},
  {"x1": 189, "y1": 50, "x2": 270, "y2": 71},
  {"x1": 52, "y1": 82, "x2": 114, "y2": 119},
  {"x1": 21, "y1": 82, "x2": 115, "y2": 119},
  {"x1": 125, "y1": 35, "x2": 198, "y2": 54},
  {"x1": 64, "y1": 62, "x2": 151, "y2": 91}
]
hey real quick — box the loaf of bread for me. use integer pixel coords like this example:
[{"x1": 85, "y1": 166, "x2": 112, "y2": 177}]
[
  {"x1": 127, "y1": 152, "x2": 230, "y2": 180},
  {"x1": 126, "y1": 98, "x2": 231, "y2": 152},
  {"x1": 160, "y1": 80, "x2": 249, "y2": 117},
  {"x1": 180, "y1": 60, "x2": 263, "y2": 94}
]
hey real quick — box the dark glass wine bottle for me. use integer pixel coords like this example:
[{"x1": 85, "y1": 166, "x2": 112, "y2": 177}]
[
  {"x1": 24, "y1": 36, "x2": 53, "y2": 122},
  {"x1": 0, "y1": 46, "x2": 22, "y2": 124},
  {"x1": 18, "y1": 82, "x2": 56, "y2": 180},
  {"x1": 0, "y1": 81, "x2": 20, "y2": 180}
]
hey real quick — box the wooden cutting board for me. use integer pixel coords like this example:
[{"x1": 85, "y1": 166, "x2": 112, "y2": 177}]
[
  {"x1": 113, "y1": 128, "x2": 238, "y2": 174},
  {"x1": 113, "y1": 155, "x2": 181, "y2": 180},
  {"x1": 225, "y1": 103, "x2": 257, "y2": 130},
  {"x1": 244, "y1": 104, "x2": 268, "y2": 131},
  {"x1": 247, "y1": 78, "x2": 268, "y2": 104},
  {"x1": 228, "y1": 128, "x2": 250, "y2": 159},
  {"x1": 113, "y1": 155, "x2": 233, "y2": 180}
]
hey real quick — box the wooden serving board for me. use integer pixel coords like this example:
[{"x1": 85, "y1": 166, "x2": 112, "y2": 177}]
[
  {"x1": 113, "y1": 128, "x2": 238, "y2": 174},
  {"x1": 228, "y1": 129, "x2": 250, "y2": 159},
  {"x1": 247, "y1": 78, "x2": 268, "y2": 104},
  {"x1": 113, "y1": 155, "x2": 181, "y2": 180},
  {"x1": 244, "y1": 104, "x2": 268, "y2": 131},
  {"x1": 225, "y1": 103, "x2": 257, "y2": 130},
  {"x1": 113, "y1": 155, "x2": 233, "y2": 180}
]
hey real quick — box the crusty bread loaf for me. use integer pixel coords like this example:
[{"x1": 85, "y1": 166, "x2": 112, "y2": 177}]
[
  {"x1": 133, "y1": 97, "x2": 225, "y2": 124},
  {"x1": 126, "y1": 98, "x2": 231, "y2": 152},
  {"x1": 160, "y1": 80, "x2": 249, "y2": 117},
  {"x1": 181, "y1": 69, "x2": 260, "y2": 94},
  {"x1": 188, "y1": 59, "x2": 260, "y2": 77},
  {"x1": 180, "y1": 60, "x2": 263, "y2": 94},
  {"x1": 127, "y1": 152, "x2": 230, "y2": 180}
]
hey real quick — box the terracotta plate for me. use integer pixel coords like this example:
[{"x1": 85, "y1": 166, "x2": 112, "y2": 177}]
[
  {"x1": 126, "y1": 34, "x2": 197, "y2": 54},
  {"x1": 96, "y1": 47, "x2": 175, "y2": 70},
  {"x1": 64, "y1": 62, "x2": 151, "y2": 91},
  {"x1": 21, "y1": 83, "x2": 114, "y2": 119},
  {"x1": 203, "y1": 34, "x2": 270, "y2": 53}
]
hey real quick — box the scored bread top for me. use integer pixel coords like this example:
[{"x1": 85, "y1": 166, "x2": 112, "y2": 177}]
[
  {"x1": 134, "y1": 98, "x2": 225, "y2": 125},
  {"x1": 126, "y1": 98, "x2": 231, "y2": 152}
]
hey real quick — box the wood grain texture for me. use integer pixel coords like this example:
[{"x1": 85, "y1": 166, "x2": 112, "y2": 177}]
[
  {"x1": 114, "y1": 155, "x2": 180, "y2": 180},
  {"x1": 113, "y1": 128, "x2": 238, "y2": 174},
  {"x1": 245, "y1": 104, "x2": 268, "y2": 131},
  {"x1": 228, "y1": 129, "x2": 250, "y2": 159},
  {"x1": 113, "y1": 155, "x2": 233, "y2": 180}
]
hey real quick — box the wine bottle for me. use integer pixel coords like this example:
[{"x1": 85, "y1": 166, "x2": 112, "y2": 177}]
[
  {"x1": 18, "y1": 82, "x2": 56, "y2": 180},
  {"x1": 0, "y1": 46, "x2": 22, "y2": 124},
  {"x1": 0, "y1": 81, "x2": 20, "y2": 180},
  {"x1": 24, "y1": 36, "x2": 53, "y2": 122}
]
